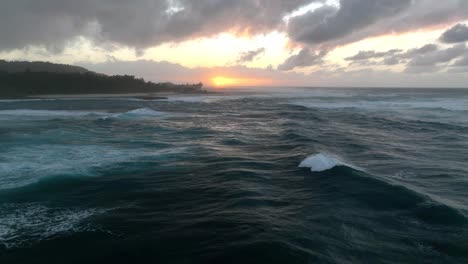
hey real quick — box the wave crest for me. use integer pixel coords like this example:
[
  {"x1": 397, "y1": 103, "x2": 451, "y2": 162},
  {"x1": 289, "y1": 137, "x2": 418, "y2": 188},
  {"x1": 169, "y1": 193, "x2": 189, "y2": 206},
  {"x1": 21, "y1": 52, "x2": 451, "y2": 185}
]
[
  {"x1": 103, "y1": 108, "x2": 166, "y2": 120},
  {"x1": 299, "y1": 153, "x2": 360, "y2": 172}
]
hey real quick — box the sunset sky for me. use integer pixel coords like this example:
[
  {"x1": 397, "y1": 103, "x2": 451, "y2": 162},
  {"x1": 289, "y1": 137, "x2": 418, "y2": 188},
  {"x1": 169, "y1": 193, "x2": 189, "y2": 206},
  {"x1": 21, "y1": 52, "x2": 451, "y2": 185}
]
[{"x1": 1, "y1": 0, "x2": 468, "y2": 87}]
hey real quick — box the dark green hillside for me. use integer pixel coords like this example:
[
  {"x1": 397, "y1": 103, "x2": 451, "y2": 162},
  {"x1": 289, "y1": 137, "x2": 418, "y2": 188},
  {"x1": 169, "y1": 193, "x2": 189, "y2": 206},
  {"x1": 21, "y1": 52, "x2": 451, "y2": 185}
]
[
  {"x1": 0, "y1": 60, "x2": 204, "y2": 97},
  {"x1": 0, "y1": 60, "x2": 89, "y2": 74}
]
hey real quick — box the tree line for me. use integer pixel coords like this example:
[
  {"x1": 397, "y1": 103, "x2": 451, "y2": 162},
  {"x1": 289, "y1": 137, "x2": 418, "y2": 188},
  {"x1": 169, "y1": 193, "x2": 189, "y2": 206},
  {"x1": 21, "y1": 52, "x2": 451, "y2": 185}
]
[{"x1": 0, "y1": 71, "x2": 204, "y2": 97}]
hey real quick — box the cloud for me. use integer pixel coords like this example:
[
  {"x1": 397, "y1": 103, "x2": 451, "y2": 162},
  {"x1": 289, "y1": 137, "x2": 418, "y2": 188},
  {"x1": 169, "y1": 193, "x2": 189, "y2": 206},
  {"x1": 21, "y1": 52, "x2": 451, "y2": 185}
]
[
  {"x1": 80, "y1": 59, "x2": 309, "y2": 86},
  {"x1": 281, "y1": 0, "x2": 468, "y2": 70},
  {"x1": 382, "y1": 57, "x2": 401, "y2": 66},
  {"x1": 288, "y1": 0, "x2": 412, "y2": 45},
  {"x1": 277, "y1": 48, "x2": 327, "y2": 71},
  {"x1": 342, "y1": 44, "x2": 443, "y2": 67},
  {"x1": 453, "y1": 55, "x2": 468, "y2": 66},
  {"x1": 0, "y1": 0, "x2": 316, "y2": 51},
  {"x1": 404, "y1": 44, "x2": 439, "y2": 57},
  {"x1": 440, "y1": 23, "x2": 468, "y2": 43},
  {"x1": 236, "y1": 48, "x2": 266, "y2": 63},
  {"x1": 2, "y1": 0, "x2": 467, "y2": 53},
  {"x1": 407, "y1": 44, "x2": 466, "y2": 67},
  {"x1": 345, "y1": 49, "x2": 402, "y2": 61},
  {"x1": 288, "y1": 0, "x2": 468, "y2": 48},
  {"x1": 80, "y1": 59, "x2": 468, "y2": 88},
  {"x1": 336, "y1": 43, "x2": 468, "y2": 72}
]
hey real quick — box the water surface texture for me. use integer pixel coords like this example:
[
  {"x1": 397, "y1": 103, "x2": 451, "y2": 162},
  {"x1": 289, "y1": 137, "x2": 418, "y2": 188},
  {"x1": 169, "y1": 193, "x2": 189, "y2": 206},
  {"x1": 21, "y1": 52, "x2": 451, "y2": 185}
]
[{"x1": 1, "y1": 88, "x2": 467, "y2": 263}]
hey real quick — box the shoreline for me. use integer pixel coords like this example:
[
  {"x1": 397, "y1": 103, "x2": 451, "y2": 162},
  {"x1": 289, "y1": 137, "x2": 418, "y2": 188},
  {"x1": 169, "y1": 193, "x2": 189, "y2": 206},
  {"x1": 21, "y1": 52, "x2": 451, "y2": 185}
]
[{"x1": 0, "y1": 91, "x2": 220, "y2": 100}]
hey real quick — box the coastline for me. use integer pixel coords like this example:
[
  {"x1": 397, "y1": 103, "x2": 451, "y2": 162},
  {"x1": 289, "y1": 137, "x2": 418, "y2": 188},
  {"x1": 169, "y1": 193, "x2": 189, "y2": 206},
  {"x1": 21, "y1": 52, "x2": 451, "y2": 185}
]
[{"x1": 0, "y1": 91, "x2": 219, "y2": 100}]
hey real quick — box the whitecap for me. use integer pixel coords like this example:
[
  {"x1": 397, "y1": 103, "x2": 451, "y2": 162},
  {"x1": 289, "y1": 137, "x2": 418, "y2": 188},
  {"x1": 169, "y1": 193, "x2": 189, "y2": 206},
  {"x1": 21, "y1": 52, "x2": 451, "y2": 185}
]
[
  {"x1": 102, "y1": 108, "x2": 167, "y2": 120},
  {"x1": 299, "y1": 153, "x2": 361, "y2": 172},
  {"x1": 166, "y1": 94, "x2": 254, "y2": 103},
  {"x1": 125, "y1": 108, "x2": 165, "y2": 116},
  {"x1": 0, "y1": 144, "x2": 185, "y2": 190},
  {"x1": 167, "y1": 95, "x2": 224, "y2": 103}
]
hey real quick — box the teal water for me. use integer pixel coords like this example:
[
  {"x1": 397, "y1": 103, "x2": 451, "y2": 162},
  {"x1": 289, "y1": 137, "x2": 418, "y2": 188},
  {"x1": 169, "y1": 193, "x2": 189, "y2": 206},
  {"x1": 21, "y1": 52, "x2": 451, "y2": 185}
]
[{"x1": 1, "y1": 88, "x2": 467, "y2": 263}]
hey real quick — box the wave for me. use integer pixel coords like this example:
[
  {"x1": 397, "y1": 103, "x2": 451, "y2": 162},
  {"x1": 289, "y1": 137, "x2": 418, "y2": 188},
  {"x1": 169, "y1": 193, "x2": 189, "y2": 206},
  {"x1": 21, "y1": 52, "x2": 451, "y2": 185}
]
[
  {"x1": 167, "y1": 96, "x2": 210, "y2": 103},
  {"x1": 0, "y1": 98, "x2": 163, "y2": 103},
  {"x1": 0, "y1": 99, "x2": 59, "y2": 103},
  {"x1": 0, "y1": 203, "x2": 109, "y2": 249},
  {"x1": 288, "y1": 98, "x2": 468, "y2": 112},
  {"x1": 299, "y1": 153, "x2": 467, "y2": 225},
  {"x1": 299, "y1": 153, "x2": 361, "y2": 172},
  {"x1": 0, "y1": 144, "x2": 186, "y2": 190},
  {"x1": 101, "y1": 108, "x2": 167, "y2": 120},
  {"x1": 0, "y1": 108, "x2": 168, "y2": 121},
  {"x1": 166, "y1": 95, "x2": 254, "y2": 103},
  {"x1": 0, "y1": 109, "x2": 105, "y2": 118},
  {"x1": 124, "y1": 108, "x2": 165, "y2": 116}
]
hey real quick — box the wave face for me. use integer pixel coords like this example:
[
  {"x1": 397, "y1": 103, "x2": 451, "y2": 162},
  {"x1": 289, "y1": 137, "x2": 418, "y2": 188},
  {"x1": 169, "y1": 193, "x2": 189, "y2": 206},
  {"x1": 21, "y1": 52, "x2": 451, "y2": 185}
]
[
  {"x1": 0, "y1": 109, "x2": 104, "y2": 118},
  {"x1": 0, "y1": 204, "x2": 109, "y2": 249},
  {"x1": 1, "y1": 88, "x2": 468, "y2": 263}
]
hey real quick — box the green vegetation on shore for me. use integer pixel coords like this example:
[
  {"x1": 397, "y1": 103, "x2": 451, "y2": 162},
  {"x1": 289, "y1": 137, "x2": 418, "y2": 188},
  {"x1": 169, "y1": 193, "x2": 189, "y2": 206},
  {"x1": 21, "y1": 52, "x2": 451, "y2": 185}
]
[{"x1": 0, "y1": 60, "x2": 204, "y2": 97}]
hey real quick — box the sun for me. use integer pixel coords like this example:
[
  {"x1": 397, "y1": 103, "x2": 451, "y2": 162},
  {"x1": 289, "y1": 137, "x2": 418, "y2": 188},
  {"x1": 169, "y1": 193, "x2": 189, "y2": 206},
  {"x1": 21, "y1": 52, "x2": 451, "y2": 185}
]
[
  {"x1": 211, "y1": 76, "x2": 240, "y2": 87},
  {"x1": 211, "y1": 75, "x2": 272, "y2": 87}
]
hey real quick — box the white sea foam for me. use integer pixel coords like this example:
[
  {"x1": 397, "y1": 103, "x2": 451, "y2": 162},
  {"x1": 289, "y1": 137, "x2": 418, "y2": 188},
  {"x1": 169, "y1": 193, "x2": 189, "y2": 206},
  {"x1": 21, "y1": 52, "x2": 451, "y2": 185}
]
[
  {"x1": 167, "y1": 95, "x2": 228, "y2": 103},
  {"x1": 0, "y1": 203, "x2": 108, "y2": 249},
  {"x1": 0, "y1": 144, "x2": 185, "y2": 190},
  {"x1": 102, "y1": 108, "x2": 167, "y2": 120},
  {"x1": 125, "y1": 108, "x2": 165, "y2": 116},
  {"x1": 299, "y1": 153, "x2": 360, "y2": 172},
  {"x1": 0, "y1": 145, "x2": 127, "y2": 189}
]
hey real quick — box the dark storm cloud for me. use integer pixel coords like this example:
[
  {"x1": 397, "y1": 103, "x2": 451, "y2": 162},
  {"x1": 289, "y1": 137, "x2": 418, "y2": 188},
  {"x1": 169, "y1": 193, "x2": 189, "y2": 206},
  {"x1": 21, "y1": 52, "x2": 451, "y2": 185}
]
[
  {"x1": 0, "y1": 0, "x2": 316, "y2": 51},
  {"x1": 237, "y1": 48, "x2": 266, "y2": 63},
  {"x1": 440, "y1": 24, "x2": 468, "y2": 43},
  {"x1": 277, "y1": 48, "x2": 327, "y2": 71}
]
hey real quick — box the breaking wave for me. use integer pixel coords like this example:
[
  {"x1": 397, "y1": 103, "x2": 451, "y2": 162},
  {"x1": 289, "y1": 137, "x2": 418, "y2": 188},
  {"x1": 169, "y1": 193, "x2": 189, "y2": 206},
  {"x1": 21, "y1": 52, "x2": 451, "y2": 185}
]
[
  {"x1": 102, "y1": 108, "x2": 167, "y2": 120},
  {"x1": 299, "y1": 153, "x2": 361, "y2": 172}
]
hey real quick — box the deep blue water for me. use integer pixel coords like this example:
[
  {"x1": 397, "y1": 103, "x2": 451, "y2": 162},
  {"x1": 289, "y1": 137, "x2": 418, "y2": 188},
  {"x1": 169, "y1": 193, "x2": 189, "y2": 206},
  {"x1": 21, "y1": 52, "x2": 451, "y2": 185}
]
[{"x1": 0, "y1": 88, "x2": 467, "y2": 263}]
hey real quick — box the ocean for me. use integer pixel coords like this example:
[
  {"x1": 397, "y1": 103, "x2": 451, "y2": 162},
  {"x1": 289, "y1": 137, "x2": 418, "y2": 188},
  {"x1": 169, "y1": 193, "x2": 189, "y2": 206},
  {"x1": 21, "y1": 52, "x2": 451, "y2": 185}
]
[{"x1": 0, "y1": 88, "x2": 467, "y2": 263}]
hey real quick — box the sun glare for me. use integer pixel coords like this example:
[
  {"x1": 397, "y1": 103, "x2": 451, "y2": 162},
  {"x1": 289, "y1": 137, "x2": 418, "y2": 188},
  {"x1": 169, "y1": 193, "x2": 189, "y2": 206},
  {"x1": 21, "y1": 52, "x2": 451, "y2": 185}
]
[
  {"x1": 211, "y1": 76, "x2": 272, "y2": 87},
  {"x1": 212, "y1": 76, "x2": 239, "y2": 87}
]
